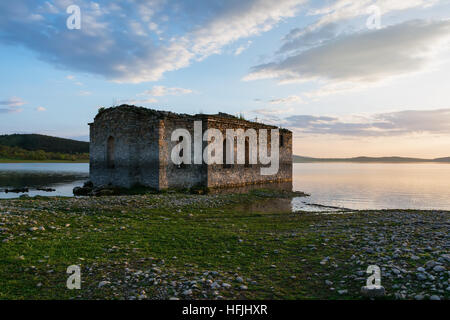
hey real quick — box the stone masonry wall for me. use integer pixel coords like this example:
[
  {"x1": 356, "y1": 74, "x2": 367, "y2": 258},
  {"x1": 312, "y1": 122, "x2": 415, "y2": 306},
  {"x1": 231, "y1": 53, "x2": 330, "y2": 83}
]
[
  {"x1": 204, "y1": 117, "x2": 292, "y2": 188},
  {"x1": 159, "y1": 117, "x2": 207, "y2": 189},
  {"x1": 89, "y1": 105, "x2": 292, "y2": 190},
  {"x1": 89, "y1": 107, "x2": 161, "y2": 188}
]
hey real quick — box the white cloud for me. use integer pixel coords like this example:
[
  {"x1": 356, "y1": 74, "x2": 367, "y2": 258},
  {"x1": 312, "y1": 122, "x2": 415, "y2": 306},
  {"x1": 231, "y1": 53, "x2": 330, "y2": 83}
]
[
  {"x1": 0, "y1": 96, "x2": 26, "y2": 107},
  {"x1": 249, "y1": 104, "x2": 299, "y2": 125},
  {"x1": 66, "y1": 75, "x2": 83, "y2": 86},
  {"x1": 282, "y1": 108, "x2": 450, "y2": 136},
  {"x1": 129, "y1": 20, "x2": 148, "y2": 37},
  {"x1": 118, "y1": 98, "x2": 158, "y2": 105},
  {"x1": 0, "y1": 108, "x2": 22, "y2": 114},
  {"x1": 292, "y1": 0, "x2": 441, "y2": 48},
  {"x1": 0, "y1": 97, "x2": 25, "y2": 113},
  {"x1": 269, "y1": 95, "x2": 303, "y2": 105},
  {"x1": 0, "y1": 0, "x2": 306, "y2": 83},
  {"x1": 279, "y1": 22, "x2": 339, "y2": 53},
  {"x1": 252, "y1": 107, "x2": 295, "y2": 117},
  {"x1": 303, "y1": 81, "x2": 379, "y2": 99},
  {"x1": 79, "y1": 91, "x2": 92, "y2": 96},
  {"x1": 118, "y1": 85, "x2": 193, "y2": 106},
  {"x1": 244, "y1": 19, "x2": 450, "y2": 87},
  {"x1": 41, "y1": 1, "x2": 59, "y2": 14},
  {"x1": 142, "y1": 85, "x2": 193, "y2": 97},
  {"x1": 234, "y1": 41, "x2": 253, "y2": 56},
  {"x1": 36, "y1": 106, "x2": 46, "y2": 112},
  {"x1": 148, "y1": 22, "x2": 162, "y2": 35},
  {"x1": 188, "y1": 0, "x2": 305, "y2": 58}
]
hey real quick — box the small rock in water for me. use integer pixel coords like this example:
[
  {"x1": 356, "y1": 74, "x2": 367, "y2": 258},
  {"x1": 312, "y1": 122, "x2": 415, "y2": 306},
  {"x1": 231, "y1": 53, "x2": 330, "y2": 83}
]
[{"x1": 429, "y1": 295, "x2": 440, "y2": 301}]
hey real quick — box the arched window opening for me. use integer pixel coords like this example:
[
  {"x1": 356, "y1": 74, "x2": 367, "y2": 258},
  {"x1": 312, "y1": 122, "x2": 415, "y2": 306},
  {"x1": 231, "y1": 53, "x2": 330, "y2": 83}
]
[
  {"x1": 178, "y1": 136, "x2": 185, "y2": 168},
  {"x1": 107, "y1": 136, "x2": 115, "y2": 169},
  {"x1": 179, "y1": 136, "x2": 184, "y2": 159},
  {"x1": 280, "y1": 133, "x2": 284, "y2": 148},
  {"x1": 244, "y1": 137, "x2": 250, "y2": 167},
  {"x1": 223, "y1": 137, "x2": 231, "y2": 168}
]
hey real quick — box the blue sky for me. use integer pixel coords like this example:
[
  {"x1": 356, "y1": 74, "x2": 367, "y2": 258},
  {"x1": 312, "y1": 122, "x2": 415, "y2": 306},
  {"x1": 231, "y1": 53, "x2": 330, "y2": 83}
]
[{"x1": 1, "y1": 0, "x2": 450, "y2": 157}]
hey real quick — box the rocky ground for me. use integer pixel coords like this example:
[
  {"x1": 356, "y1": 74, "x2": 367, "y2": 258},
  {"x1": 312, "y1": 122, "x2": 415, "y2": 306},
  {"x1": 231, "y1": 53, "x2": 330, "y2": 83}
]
[{"x1": 0, "y1": 191, "x2": 448, "y2": 300}]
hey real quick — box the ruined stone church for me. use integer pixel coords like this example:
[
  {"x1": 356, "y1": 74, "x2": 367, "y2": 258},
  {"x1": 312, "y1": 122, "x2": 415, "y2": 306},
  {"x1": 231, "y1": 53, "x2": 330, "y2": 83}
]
[{"x1": 89, "y1": 105, "x2": 292, "y2": 190}]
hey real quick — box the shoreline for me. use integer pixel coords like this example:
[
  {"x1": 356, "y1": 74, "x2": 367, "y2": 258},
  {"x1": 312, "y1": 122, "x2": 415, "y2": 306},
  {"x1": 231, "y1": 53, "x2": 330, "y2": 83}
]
[
  {"x1": 294, "y1": 160, "x2": 450, "y2": 164},
  {"x1": 0, "y1": 159, "x2": 89, "y2": 163},
  {"x1": 3, "y1": 159, "x2": 450, "y2": 164},
  {"x1": 0, "y1": 191, "x2": 448, "y2": 300}
]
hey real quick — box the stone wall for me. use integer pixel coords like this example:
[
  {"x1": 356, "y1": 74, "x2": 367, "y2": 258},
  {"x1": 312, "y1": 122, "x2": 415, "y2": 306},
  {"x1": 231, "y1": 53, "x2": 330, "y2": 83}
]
[
  {"x1": 159, "y1": 116, "x2": 207, "y2": 189},
  {"x1": 203, "y1": 117, "x2": 292, "y2": 188},
  {"x1": 89, "y1": 105, "x2": 292, "y2": 190},
  {"x1": 89, "y1": 107, "x2": 161, "y2": 188}
]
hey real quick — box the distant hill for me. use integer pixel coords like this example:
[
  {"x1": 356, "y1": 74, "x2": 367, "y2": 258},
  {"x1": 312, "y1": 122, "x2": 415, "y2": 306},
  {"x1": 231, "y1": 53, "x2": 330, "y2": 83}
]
[
  {"x1": 293, "y1": 155, "x2": 450, "y2": 163},
  {"x1": 0, "y1": 134, "x2": 89, "y2": 154},
  {"x1": 433, "y1": 157, "x2": 450, "y2": 163}
]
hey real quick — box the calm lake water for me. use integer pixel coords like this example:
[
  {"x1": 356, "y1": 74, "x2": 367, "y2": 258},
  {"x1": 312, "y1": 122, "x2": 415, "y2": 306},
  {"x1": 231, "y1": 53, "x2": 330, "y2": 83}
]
[
  {"x1": 0, "y1": 163, "x2": 88, "y2": 199},
  {"x1": 1, "y1": 162, "x2": 450, "y2": 211},
  {"x1": 292, "y1": 163, "x2": 450, "y2": 211}
]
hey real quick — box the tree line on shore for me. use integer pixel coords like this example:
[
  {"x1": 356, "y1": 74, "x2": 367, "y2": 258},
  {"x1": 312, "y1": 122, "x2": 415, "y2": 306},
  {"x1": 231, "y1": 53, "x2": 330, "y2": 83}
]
[
  {"x1": 0, "y1": 134, "x2": 89, "y2": 161},
  {"x1": 0, "y1": 145, "x2": 88, "y2": 161}
]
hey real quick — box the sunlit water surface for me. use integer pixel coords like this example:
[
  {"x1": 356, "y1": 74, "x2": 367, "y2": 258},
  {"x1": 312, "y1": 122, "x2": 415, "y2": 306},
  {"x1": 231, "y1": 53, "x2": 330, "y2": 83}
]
[{"x1": 292, "y1": 163, "x2": 450, "y2": 211}]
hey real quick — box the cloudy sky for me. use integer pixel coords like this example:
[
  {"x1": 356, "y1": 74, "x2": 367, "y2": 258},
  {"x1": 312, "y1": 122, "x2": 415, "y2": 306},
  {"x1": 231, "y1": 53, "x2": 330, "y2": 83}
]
[{"x1": 1, "y1": 0, "x2": 450, "y2": 157}]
